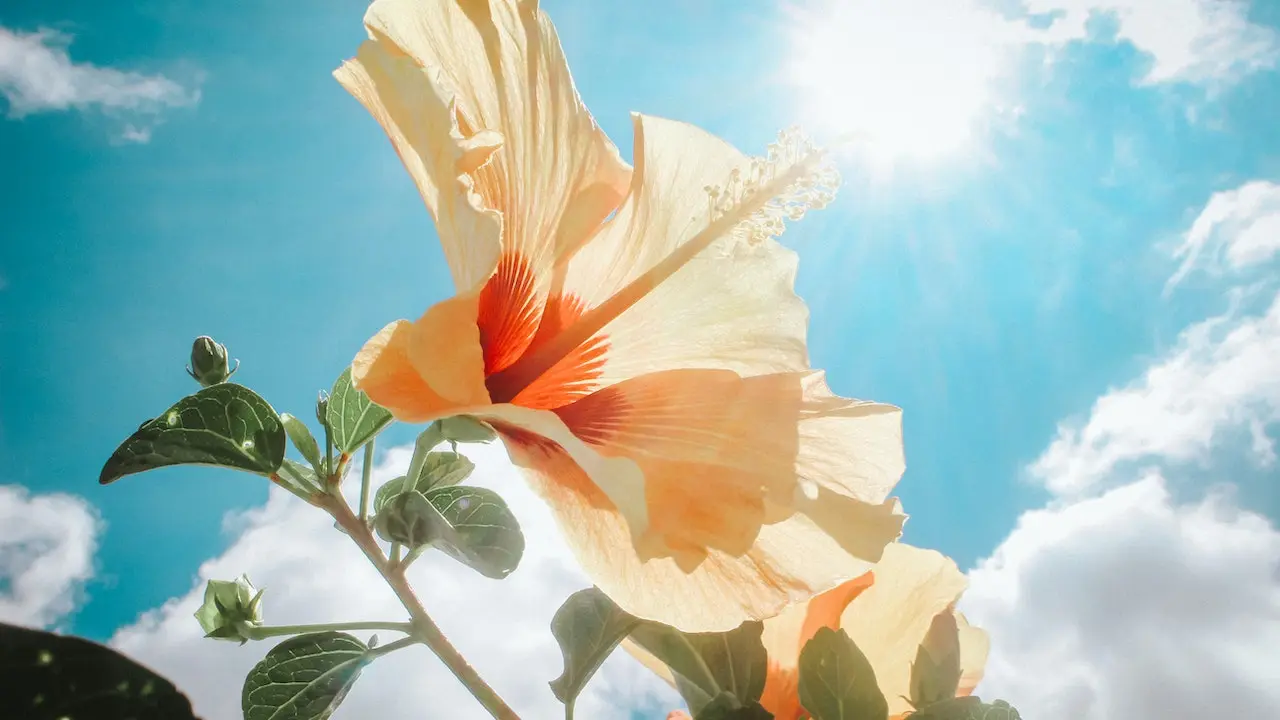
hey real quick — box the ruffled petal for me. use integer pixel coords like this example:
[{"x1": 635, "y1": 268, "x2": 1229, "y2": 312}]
[
  {"x1": 499, "y1": 429, "x2": 902, "y2": 633},
  {"x1": 550, "y1": 366, "x2": 904, "y2": 569},
  {"x1": 338, "y1": 0, "x2": 631, "y2": 294}
]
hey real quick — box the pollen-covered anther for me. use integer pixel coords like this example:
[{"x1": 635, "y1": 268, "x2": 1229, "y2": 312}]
[{"x1": 705, "y1": 127, "x2": 841, "y2": 245}]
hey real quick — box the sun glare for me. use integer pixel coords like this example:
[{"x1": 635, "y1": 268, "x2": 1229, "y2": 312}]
[{"x1": 784, "y1": 0, "x2": 1015, "y2": 166}]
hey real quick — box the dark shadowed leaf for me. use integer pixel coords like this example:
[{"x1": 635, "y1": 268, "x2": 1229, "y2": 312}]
[
  {"x1": 100, "y1": 383, "x2": 285, "y2": 484},
  {"x1": 909, "y1": 697, "x2": 1021, "y2": 720},
  {"x1": 549, "y1": 588, "x2": 643, "y2": 714},
  {"x1": 629, "y1": 620, "x2": 767, "y2": 714},
  {"x1": 0, "y1": 622, "x2": 200, "y2": 720},
  {"x1": 242, "y1": 632, "x2": 369, "y2": 720},
  {"x1": 325, "y1": 368, "x2": 392, "y2": 455},
  {"x1": 798, "y1": 627, "x2": 887, "y2": 720},
  {"x1": 372, "y1": 491, "x2": 443, "y2": 547},
  {"x1": 426, "y1": 485, "x2": 524, "y2": 579},
  {"x1": 696, "y1": 693, "x2": 775, "y2": 720}
]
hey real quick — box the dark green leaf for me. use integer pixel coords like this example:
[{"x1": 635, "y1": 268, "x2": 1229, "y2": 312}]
[
  {"x1": 100, "y1": 383, "x2": 286, "y2": 484},
  {"x1": 280, "y1": 413, "x2": 323, "y2": 474},
  {"x1": 797, "y1": 627, "x2": 887, "y2": 720},
  {"x1": 909, "y1": 697, "x2": 1021, "y2": 720},
  {"x1": 426, "y1": 485, "x2": 525, "y2": 579},
  {"x1": 242, "y1": 632, "x2": 369, "y2": 720},
  {"x1": 629, "y1": 620, "x2": 767, "y2": 714},
  {"x1": 372, "y1": 491, "x2": 443, "y2": 547},
  {"x1": 549, "y1": 588, "x2": 643, "y2": 712},
  {"x1": 696, "y1": 693, "x2": 774, "y2": 720},
  {"x1": 325, "y1": 368, "x2": 392, "y2": 455},
  {"x1": 0, "y1": 622, "x2": 200, "y2": 720}
]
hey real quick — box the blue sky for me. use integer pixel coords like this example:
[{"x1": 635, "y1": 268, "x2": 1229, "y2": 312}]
[{"x1": 3, "y1": 1, "x2": 1280, "y2": 718}]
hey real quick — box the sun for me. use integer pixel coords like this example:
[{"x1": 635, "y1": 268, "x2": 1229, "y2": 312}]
[{"x1": 783, "y1": 0, "x2": 1014, "y2": 165}]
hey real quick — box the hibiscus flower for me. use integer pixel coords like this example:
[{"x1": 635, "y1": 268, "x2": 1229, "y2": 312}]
[
  {"x1": 637, "y1": 544, "x2": 990, "y2": 718},
  {"x1": 334, "y1": 0, "x2": 907, "y2": 632}
]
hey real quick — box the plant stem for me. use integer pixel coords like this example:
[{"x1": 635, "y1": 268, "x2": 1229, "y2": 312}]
[
  {"x1": 247, "y1": 620, "x2": 413, "y2": 640},
  {"x1": 389, "y1": 542, "x2": 403, "y2": 566},
  {"x1": 359, "y1": 438, "x2": 375, "y2": 524},
  {"x1": 325, "y1": 494, "x2": 520, "y2": 720}
]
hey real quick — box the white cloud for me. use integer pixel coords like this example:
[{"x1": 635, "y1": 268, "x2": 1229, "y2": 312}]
[
  {"x1": 1168, "y1": 180, "x2": 1280, "y2": 289},
  {"x1": 0, "y1": 484, "x2": 100, "y2": 629},
  {"x1": 0, "y1": 25, "x2": 198, "y2": 141},
  {"x1": 963, "y1": 474, "x2": 1280, "y2": 720},
  {"x1": 110, "y1": 442, "x2": 680, "y2": 720},
  {"x1": 1024, "y1": 0, "x2": 1278, "y2": 85},
  {"x1": 1031, "y1": 287, "x2": 1280, "y2": 495}
]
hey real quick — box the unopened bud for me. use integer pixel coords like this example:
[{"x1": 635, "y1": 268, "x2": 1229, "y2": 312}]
[
  {"x1": 186, "y1": 336, "x2": 237, "y2": 387},
  {"x1": 193, "y1": 574, "x2": 264, "y2": 643},
  {"x1": 316, "y1": 391, "x2": 331, "y2": 428}
]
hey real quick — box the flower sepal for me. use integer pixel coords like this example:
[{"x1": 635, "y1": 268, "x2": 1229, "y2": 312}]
[{"x1": 193, "y1": 574, "x2": 265, "y2": 644}]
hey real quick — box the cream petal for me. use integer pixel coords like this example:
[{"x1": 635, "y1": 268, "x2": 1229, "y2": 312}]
[
  {"x1": 350, "y1": 0, "x2": 631, "y2": 285},
  {"x1": 955, "y1": 612, "x2": 990, "y2": 698},
  {"x1": 559, "y1": 114, "x2": 814, "y2": 388},
  {"x1": 839, "y1": 544, "x2": 972, "y2": 718},
  {"x1": 552, "y1": 369, "x2": 904, "y2": 569},
  {"x1": 501, "y1": 433, "x2": 902, "y2": 633},
  {"x1": 335, "y1": 38, "x2": 503, "y2": 291}
]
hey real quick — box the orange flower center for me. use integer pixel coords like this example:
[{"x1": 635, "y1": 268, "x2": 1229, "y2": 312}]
[{"x1": 479, "y1": 251, "x2": 609, "y2": 411}]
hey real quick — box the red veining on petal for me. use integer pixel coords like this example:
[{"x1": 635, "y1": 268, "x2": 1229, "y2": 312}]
[
  {"x1": 477, "y1": 252, "x2": 541, "y2": 376},
  {"x1": 552, "y1": 384, "x2": 629, "y2": 446},
  {"x1": 481, "y1": 254, "x2": 610, "y2": 410},
  {"x1": 509, "y1": 293, "x2": 610, "y2": 410}
]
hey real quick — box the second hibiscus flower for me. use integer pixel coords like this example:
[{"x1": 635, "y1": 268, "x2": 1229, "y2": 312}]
[{"x1": 335, "y1": 0, "x2": 906, "y2": 632}]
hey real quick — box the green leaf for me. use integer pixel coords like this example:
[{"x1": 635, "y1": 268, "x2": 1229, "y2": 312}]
[
  {"x1": 909, "y1": 698, "x2": 1021, "y2": 720},
  {"x1": 695, "y1": 693, "x2": 774, "y2": 720},
  {"x1": 325, "y1": 368, "x2": 392, "y2": 455},
  {"x1": 277, "y1": 459, "x2": 321, "y2": 495},
  {"x1": 372, "y1": 451, "x2": 474, "y2": 516},
  {"x1": 100, "y1": 383, "x2": 286, "y2": 484},
  {"x1": 549, "y1": 588, "x2": 643, "y2": 712},
  {"x1": 629, "y1": 620, "x2": 767, "y2": 714},
  {"x1": 0, "y1": 621, "x2": 200, "y2": 720},
  {"x1": 372, "y1": 491, "x2": 443, "y2": 547},
  {"x1": 426, "y1": 485, "x2": 525, "y2": 579},
  {"x1": 279, "y1": 413, "x2": 323, "y2": 474},
  {"x1": 797, "y1": 627, "x2": 887, "y2": 720},
  {"x1": 242, "y1": 632, "x2": 369, "y2": 720}
]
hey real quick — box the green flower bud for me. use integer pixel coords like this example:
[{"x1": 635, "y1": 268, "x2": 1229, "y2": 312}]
[
  {"x1": 193, "y1": 574, "x2": 264, "y2": 643},
  {"x1": 186, "y1": 335, "x2": 238, "y2": 387},
  {"x1": 315, "y1": 390, "x2": 330, "y2": 428}
]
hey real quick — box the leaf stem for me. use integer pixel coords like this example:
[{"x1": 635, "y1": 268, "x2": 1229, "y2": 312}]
[
  {"x1": 359, "y1": 438, "x2": 375, "y2": 524},
  {"x1": 324, "y1": 493, "x2": 521, "y2": 720},
  {"x1": 246, "y1": 620, "x2": 412, "y2": 640},
  {"x1": 368, "y1": 635, "x2": 419, "y2": 658}
]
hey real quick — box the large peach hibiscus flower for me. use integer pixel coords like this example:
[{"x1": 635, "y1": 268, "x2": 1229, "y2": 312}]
[{"x1": 335, "y1": 0, "x2": 906, "y2": 632}]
